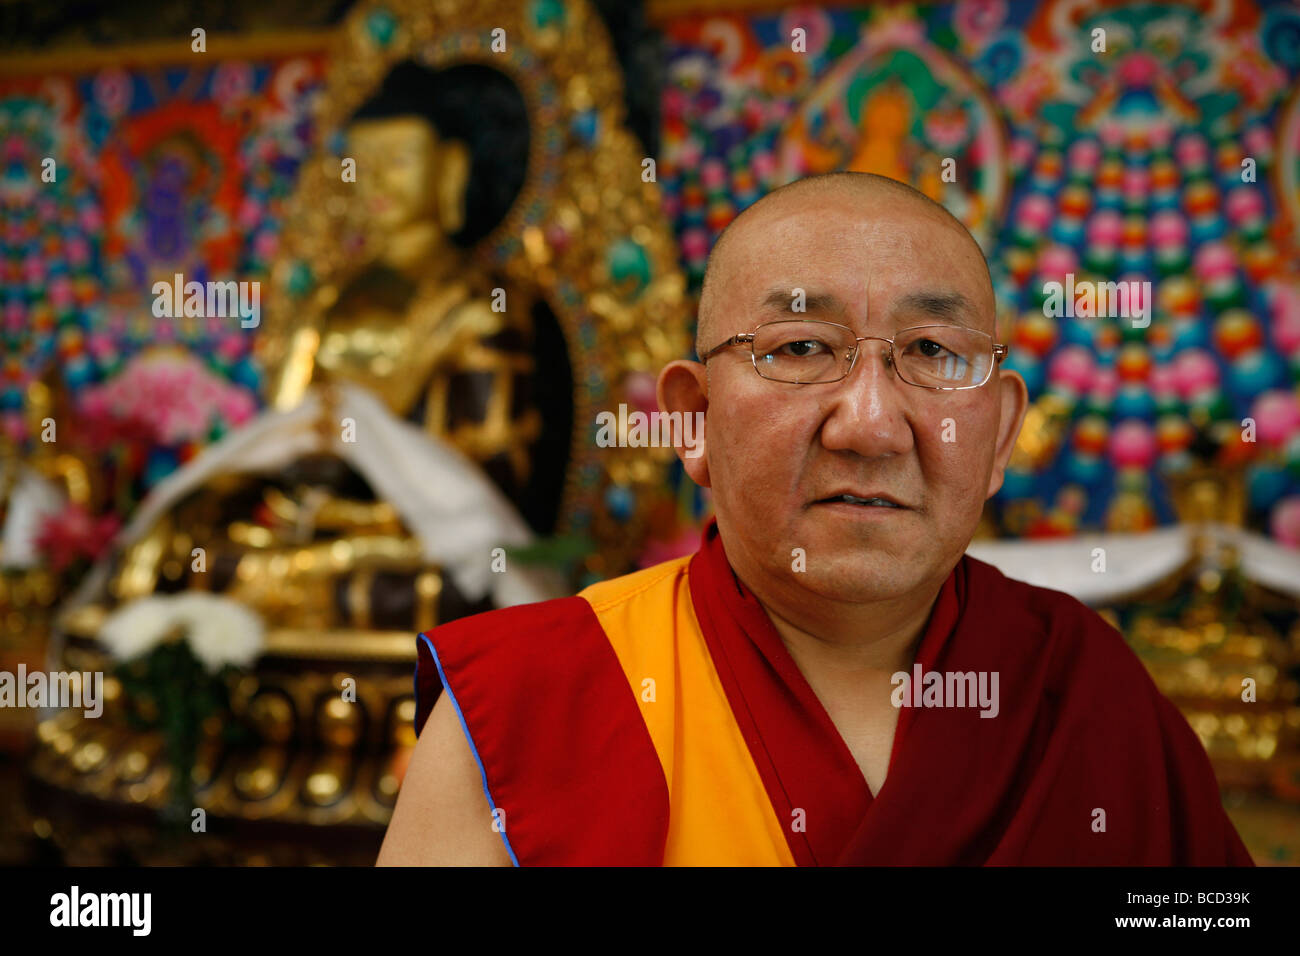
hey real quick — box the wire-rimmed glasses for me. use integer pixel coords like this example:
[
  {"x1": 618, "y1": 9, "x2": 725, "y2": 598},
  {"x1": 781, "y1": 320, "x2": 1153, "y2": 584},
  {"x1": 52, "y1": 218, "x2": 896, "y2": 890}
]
[{"x1": 700, "y1": 319, "x2": 1009, "y2": 390}]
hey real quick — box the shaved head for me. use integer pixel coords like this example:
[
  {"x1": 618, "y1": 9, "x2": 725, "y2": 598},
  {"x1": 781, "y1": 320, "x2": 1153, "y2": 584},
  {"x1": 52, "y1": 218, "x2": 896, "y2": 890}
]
[{"x1": 695, "y1": 172, "x2": 993, "y2": 356}]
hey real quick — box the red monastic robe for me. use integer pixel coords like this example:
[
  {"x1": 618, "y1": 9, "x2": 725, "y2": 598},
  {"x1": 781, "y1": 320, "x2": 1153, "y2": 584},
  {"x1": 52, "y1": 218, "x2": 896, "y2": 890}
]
[{"x1": 414, "y1": 519, "x2": 1254, "y2": 866}]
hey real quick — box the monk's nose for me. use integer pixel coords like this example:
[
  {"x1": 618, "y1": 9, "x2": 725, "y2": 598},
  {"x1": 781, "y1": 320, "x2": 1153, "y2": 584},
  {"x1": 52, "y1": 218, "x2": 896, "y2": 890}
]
[{"x1": 819, "y1": 342, "x2": 914, "y2": 459}]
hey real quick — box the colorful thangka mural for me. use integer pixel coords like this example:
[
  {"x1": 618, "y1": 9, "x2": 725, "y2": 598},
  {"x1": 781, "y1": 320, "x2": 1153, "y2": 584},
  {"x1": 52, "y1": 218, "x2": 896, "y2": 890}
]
[
  {"x1": 6, "y1": 2, "x2": 1300, "y2": 545},
  {"x1": 659, "y1": 0, "x2": 1300, "y2": 544},
  {"x1": 1, "y1": 57, "x2": 325, "y2": 455}
]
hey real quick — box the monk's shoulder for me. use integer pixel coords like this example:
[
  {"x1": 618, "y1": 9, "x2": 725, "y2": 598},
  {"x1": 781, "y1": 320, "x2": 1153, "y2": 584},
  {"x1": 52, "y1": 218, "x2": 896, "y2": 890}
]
[
  {"x1": 418, "y1": 552, "x2": 692, "y2": 702},
  {"x1": 413, "y1": 595, "x2": 596, "y2": 735},
  {"x1": 414, "y1": 568, "x2": 674, "y2": 864},
  {"x1": 577, "y1": 552, "x2": 693, "y2": 613},
  {"x1": 416, "y1": 590, "x2": 606, "y2": 686},
  {"x1": 962, "y1": 555, "x2": 1154, "y2": 694},
  {"x1": 423, "y1": 592, "x2": 594, "y2": 651},
  {"x1": 577, "y1": 553, "x2": 694, "y2": 655}
]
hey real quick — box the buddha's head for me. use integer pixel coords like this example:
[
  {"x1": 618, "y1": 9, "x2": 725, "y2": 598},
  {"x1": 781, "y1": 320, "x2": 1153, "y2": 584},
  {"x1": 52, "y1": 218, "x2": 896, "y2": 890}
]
[
  {"x1": 261, "y1": 62, "x2": 530, "y2": 408},
  {"x1": 863, "y1": 80, "x2": 911, "y2": 138},
  {"x1": 342, "y1": 60, "x2": 528, "y2": 254},
  {"x1": 345, "y1": 114, "x2": 469, "y2": 239}
]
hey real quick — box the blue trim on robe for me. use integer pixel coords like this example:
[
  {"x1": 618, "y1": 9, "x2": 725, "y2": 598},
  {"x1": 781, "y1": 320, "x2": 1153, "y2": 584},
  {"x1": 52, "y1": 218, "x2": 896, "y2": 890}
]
[{"x1": 416, "y1": 632, "x2": 521, "y2": 867}]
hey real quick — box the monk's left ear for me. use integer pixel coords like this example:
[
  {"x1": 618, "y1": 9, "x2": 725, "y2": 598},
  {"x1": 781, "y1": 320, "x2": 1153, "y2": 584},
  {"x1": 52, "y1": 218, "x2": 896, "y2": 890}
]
[{"x1": 986, "y1": 368, "x2": 1029, "y2": 499}]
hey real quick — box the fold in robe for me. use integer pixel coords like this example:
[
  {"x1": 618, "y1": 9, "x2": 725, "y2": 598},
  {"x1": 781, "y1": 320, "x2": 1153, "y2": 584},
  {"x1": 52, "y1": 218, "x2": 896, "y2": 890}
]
[{"x1": 415, "y1": 518, "x2": 1253, "y2": 866}]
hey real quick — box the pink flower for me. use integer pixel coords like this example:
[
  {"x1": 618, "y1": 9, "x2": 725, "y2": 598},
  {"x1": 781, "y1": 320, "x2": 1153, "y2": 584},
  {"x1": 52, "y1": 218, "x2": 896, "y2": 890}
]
[
  {"x1": 75, "y1": 349, "x2": 258, "y2": 447},
  {"x1": 624, "y1": 372, "x2": 658, "y2": 416},
  {"x1": 1271, "y1": 497, "x2": 1300, "y2": 549},
  {"x1": 34, "y1": 503, "x2": 121, "y2": 573},
  {"x1": 219, "y1": 389, "x2": 256, "y2": 426}
]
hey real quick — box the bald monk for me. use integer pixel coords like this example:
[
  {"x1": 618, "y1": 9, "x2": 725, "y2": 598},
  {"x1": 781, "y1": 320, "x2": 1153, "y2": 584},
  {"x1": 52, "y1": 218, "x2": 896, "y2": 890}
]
[{"x1": 377, "y1": 172, "x2": 1253, "y2": 866}]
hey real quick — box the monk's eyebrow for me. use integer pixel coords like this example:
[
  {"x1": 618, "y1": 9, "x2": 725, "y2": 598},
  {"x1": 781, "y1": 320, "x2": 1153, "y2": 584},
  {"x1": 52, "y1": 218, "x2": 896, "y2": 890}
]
[
  {"x1": 890, "y1": 290, "x2": 976, "y2": 324},
  {"x1": 758, "y1": 288, "x2": 844, "y2": 315}
]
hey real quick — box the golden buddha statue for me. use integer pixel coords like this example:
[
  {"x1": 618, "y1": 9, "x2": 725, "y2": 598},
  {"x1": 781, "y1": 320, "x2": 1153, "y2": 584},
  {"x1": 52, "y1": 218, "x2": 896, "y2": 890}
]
[
  {"x1": 267, "y1": 102, "x2": 542, "y2": 508},
  {"x1": 94, "y1": 86, "x2": 556, "y2": 633},
  {"x1": 36, "y1": 64, "x2": 564, "y2": 860},
  {"x1": 32, "y1": 0, "x2": 692, "y2": 863}
]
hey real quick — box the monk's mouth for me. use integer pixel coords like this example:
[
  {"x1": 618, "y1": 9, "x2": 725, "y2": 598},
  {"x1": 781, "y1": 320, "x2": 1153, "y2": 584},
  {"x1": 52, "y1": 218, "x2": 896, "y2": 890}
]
[{"x1": 814, "y1": 494, "x2": 908, "y2": 509}]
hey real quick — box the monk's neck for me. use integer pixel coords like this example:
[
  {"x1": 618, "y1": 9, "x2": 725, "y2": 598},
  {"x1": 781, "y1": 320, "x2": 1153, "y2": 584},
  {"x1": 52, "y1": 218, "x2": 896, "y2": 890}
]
[{"x1": 753, "y1": 580, "x2": 943, "y2": 677}]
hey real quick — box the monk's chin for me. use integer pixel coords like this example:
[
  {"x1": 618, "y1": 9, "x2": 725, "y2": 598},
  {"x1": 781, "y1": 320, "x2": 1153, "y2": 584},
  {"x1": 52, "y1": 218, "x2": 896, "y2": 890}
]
[{"x1": 791, "y1": 556, "x2": 935, "y2": 605}]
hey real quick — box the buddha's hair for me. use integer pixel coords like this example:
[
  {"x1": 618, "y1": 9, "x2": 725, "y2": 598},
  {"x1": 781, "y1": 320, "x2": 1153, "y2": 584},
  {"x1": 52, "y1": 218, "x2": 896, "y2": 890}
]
[
  {"x1": 695, "y1": 171, "x2": 990, "y2": 356},
  {"x1": 351, "y1": 60, "x2": 528, "y2": 247}
]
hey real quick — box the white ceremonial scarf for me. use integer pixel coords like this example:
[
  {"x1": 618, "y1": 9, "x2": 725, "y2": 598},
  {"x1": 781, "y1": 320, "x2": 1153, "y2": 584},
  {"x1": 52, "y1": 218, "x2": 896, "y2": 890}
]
[
  {"x1": 54, "y1": 380, "x2": 567, "y2": 634},
  {"x1": 967, "y1": 523, "x2": 1300, "y2": 606}
]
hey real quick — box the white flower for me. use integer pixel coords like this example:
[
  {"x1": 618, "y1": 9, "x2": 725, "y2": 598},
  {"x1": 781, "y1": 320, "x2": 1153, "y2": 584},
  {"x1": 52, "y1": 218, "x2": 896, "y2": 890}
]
[
  {"x1": 100, "y1": 596, "x2": 181, "y2": 662},
  {"x1": 169, "y1": 592, "x2": 264, "y2": 673},
  {"x1": 99, "y1": 593, "x2": 265, "y2": 674}
]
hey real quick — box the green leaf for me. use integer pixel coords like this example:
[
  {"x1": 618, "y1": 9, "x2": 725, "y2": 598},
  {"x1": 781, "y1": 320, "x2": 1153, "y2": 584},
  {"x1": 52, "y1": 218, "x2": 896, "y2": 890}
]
[{"x1": 505, "y1": 533, "x2": 595, "y2": 567}]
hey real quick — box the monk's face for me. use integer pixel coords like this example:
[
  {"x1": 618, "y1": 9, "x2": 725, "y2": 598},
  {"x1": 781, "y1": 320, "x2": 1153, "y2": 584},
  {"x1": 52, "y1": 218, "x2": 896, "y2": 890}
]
[{"x1": 663, "y1": 191, "x2": 1027, "y2": 607}]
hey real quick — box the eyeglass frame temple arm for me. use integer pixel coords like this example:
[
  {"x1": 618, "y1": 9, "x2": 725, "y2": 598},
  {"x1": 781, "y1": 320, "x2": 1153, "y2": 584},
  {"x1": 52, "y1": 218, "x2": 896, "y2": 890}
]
[{"x1": 699, "y1": 333, "x2": 755, "y2": 361}]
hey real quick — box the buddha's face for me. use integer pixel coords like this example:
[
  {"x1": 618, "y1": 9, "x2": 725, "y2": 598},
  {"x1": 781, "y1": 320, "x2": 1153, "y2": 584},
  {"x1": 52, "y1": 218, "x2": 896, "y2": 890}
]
[{"x1": 346, "y1": 116, "x2": 444, "y2": 233}]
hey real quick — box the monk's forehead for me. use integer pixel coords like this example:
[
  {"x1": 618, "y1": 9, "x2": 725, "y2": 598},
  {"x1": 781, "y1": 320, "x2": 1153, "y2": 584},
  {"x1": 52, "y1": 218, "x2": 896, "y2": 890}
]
[{"x1": 713, "y1": 190, "x2": 993, "y2": 330}]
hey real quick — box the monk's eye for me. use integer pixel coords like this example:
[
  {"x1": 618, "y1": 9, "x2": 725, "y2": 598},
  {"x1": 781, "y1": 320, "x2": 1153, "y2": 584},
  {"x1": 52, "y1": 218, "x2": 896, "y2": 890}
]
[
  {"x1": 777, "y1": 339, "x2": 830, "y2": 358},
  {"x1": 915, "y1": 338, "x2": 946, "y2": 358}
]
